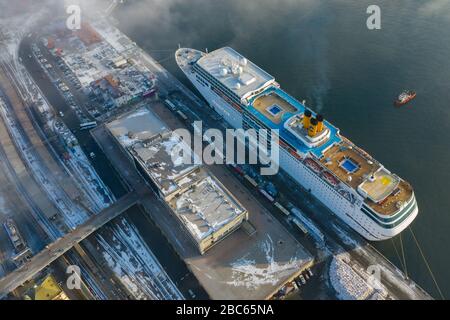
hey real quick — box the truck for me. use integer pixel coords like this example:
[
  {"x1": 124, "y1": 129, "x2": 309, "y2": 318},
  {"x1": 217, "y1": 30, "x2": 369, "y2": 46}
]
[
  {"x1": 274, "y1": 202, "x2": 290, "y2": 216},
  {"x1": 164, "y1": 99, "x2": 177, "y2": 111},
  {"x1": 176, "y1": 110, "x2": 188, "y2": 121},
  {"x1": 292, "y1": 218, "x2": 309, "y2": 235},
  {"x1": 80, "y1": 121, "x2": 97, "y2": 130}
]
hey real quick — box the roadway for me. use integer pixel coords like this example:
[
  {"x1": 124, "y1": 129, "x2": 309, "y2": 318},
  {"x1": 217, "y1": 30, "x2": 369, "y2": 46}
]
[{"x1": 0, "y1": 192, "x2": 138, "y2": 298}]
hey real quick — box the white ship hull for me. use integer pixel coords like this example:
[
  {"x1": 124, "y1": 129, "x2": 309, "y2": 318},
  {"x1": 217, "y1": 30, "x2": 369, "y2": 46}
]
[{"x1": 179, "y1": 57, "x2": 418, "y2": 242}]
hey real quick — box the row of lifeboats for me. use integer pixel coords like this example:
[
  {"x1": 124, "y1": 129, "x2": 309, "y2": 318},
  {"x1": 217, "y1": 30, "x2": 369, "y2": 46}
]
[{"x1": 304, "y1": 158, "x2": 339, "y2": 187}]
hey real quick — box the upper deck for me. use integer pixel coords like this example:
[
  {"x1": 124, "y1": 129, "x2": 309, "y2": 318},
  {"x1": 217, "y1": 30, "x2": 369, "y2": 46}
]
[
  {"x1": 321, "y1": 142, "x2": 381, "y2": 191},
  {"x1": 195, "y1": 47, "x2": 276, "y2": 100},
  {"x1": 248, "y1": 89, "x2": 412, "y2": 216},
  {"x1": 320, "y1": 139, "x2": 413, "y2": 215},
  {"x1": 252, "y1": 91, "x2": 298, "y2": 124},
  {"x1": 365, "y1": 180, "x2": 413, "y2": 215},
  {"x1": 247, "y1": 87, "x2": 341, "y2": 158},
  {"x1": 175, "y1": 48, "x2": 204, "y2": 70}
]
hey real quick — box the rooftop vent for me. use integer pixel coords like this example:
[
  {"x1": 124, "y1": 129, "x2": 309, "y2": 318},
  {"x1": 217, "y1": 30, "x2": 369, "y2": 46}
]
[{"x1": 220, "y1": 68, "x2": 228, "y2": 76}]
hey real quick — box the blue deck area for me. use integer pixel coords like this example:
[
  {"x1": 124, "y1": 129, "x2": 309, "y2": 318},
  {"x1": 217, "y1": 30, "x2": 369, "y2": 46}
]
[{"x1": 247, "y1": 87, "x2": 341, "y2": 158}]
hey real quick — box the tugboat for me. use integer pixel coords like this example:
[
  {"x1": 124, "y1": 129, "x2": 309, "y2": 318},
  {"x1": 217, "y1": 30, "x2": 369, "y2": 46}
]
[{"x1": 395, "y1": 90, "x2": 416, "y2": 106}]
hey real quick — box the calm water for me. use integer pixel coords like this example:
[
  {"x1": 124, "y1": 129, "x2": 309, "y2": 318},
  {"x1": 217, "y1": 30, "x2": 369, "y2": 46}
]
[{"x1": 113, "y1": 0, "x2": 450, "y2": 298}]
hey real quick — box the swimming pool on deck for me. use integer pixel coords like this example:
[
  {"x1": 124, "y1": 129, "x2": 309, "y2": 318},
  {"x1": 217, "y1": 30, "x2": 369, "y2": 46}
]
[{"x1": 340, "y1": 158, "x2": 359, "y2": 173}]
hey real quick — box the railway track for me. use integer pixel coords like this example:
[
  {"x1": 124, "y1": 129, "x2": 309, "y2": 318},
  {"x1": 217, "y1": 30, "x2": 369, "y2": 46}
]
[{"x1": 0, "y1": 111, "x2": 61, "y2": 240}]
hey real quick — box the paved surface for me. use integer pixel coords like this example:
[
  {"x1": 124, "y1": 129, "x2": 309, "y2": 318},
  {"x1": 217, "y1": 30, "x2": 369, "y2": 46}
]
[{"x1": 0, "y1": 192, "x2": 138, "y2": 298}]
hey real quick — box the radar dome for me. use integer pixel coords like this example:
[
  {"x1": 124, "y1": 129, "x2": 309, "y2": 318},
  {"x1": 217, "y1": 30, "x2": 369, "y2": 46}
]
[
  {"x1": 235, "y1": 83, "x2": 241, "y2": 90},
  {"x1": 220, "y1": 68, "x2": 228, "y2": 76}
]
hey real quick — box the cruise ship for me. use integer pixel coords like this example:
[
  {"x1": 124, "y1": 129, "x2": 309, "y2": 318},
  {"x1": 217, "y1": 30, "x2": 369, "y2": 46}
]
[{"x1": 175, "y1": 47, "x2": 418, "y2": 241}]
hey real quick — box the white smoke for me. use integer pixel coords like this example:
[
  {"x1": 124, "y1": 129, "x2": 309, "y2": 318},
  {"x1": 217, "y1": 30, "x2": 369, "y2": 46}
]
[{"x1": 418, "y1": 0, "x2": 450, "y2": 18}]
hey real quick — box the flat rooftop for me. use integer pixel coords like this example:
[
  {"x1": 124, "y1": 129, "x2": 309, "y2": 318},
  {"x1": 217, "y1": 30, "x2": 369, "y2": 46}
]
[
  {"x1": 248, "y1": 87, "x2": 342, "y2": 158},
  {"x1": 196, "y1": 47, "x2": 276, "y2": 100},
  {"x1": 130, "y1": 132, "x2": 201, "y2": 196},
  {"x1": 107, "y1": 107, "x2": 200, "y2": 196},
  {"x1": 169, "y1": 174, "x2": 245, "y2": 242},
  {"x1": 106, "y1": 107, "x2": 168, "y2": 147}
]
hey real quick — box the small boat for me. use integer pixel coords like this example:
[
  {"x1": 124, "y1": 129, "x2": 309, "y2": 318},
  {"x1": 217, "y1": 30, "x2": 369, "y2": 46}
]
[{"x1": 395, "y1": 90, "x2": 416, "y2": 106}]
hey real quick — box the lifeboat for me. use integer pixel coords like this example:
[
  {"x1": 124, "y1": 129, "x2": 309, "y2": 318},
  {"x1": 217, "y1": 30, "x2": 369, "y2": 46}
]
[
  {"x1": 322, "y1": 171, "x2": 339, "y2": 187},
  {"x1": 304, "y1": 158, "x2": 322, "y2": 173}
]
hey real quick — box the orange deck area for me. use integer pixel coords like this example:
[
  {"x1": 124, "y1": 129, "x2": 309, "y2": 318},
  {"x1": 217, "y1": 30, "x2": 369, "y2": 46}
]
[
  {"x1": 252, "y1": 92, "x2": 297, "y2": 124},
  {"x1": 321, "y1": 141, "x2": 413, "y2": 216}
]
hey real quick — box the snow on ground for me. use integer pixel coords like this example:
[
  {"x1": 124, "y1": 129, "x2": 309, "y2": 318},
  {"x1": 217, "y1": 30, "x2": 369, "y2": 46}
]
[
  {"x1": 91, "y1": 20, "x2": 135, "y2": 55},
  {"x1": 125, "y1": 108, "x2": 151, "y2": 120},
  {"x1": 0, "y1": 102, "x2": 89, "y2": 229},
  {"x1": 1, "y1": 38, "x2": 113, "y2": 229},
  {"x1": 0, "y1": 8, "x2": 185, "y2": 300},
  {"x1": 118, "y1": 134, "x2": 140, "y2": 148},
  {"x1": 0, "y1": 3, "x2": 50, "y2": 62},
  {"x1": 51, "y1": 120, "x2": 115, "y2": 212},
  {"x1": 291, "y1": 207, "x2": 325, "y2": 243},
  {"x1": 331, "y1": 223, "x2": 363, "y2": 248},
  {"x1": 97, "y1": 218, "x2": 183, "y2": 300},
  {"x1": 226, "y1": 235, "x2": 304, "y2": 290}
]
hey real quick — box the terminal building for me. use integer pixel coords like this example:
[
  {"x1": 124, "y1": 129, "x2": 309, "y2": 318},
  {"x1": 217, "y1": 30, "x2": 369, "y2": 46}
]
[
  {"x1": 107, "y1": 107, "x2": 248, "y2": 254},
  {"x1": 102, "y1": 105, "x2": 314, "y2": 299}
]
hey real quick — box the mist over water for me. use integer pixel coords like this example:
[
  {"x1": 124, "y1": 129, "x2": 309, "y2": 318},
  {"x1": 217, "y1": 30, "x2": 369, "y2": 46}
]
[{"x1": 109, "y1": 0, "x2": 450, "y2": 298}]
